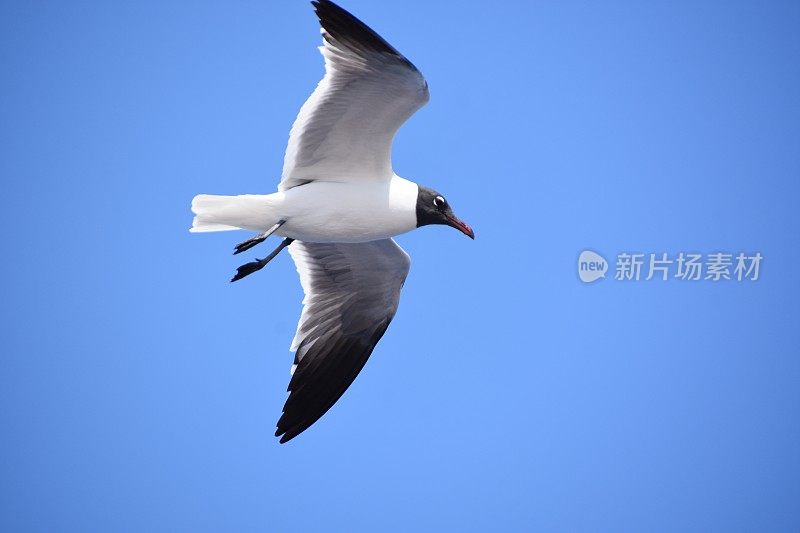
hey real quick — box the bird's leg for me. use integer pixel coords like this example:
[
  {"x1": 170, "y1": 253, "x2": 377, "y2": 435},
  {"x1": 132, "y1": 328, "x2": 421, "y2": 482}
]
[
  {"x1": 231, "y1": 238, "x2": 295, "y2": 282},
  {"x1": 233, "y1": 220, "x2": 287, "y2": 255}
]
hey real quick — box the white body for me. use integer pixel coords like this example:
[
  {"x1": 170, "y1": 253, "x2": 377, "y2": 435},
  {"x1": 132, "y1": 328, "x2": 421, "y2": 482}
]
[{"x1": 191, "y1": 175, "x2": 419, "y2": 243}]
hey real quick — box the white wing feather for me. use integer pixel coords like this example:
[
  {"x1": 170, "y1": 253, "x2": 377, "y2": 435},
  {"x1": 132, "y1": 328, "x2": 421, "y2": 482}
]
[{"x1": 279, "y1": 1, "x2": 430, "y2": 191}]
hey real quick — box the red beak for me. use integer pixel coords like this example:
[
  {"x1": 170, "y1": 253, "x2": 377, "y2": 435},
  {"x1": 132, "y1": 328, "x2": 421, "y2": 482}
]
[{"x1": 446, "y1": 214, "x2": 475, "y2": 239}]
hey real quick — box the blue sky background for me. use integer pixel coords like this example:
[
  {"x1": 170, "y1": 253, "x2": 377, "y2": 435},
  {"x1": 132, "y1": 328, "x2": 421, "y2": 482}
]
[{"x1": 2, "y1": 1, "x2": 799, "y2": 531}]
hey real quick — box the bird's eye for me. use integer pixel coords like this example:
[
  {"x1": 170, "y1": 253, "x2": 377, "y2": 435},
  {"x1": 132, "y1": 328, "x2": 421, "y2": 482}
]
[{"x1": 433, "y1": 196, "x2": 446, "y2": 208}]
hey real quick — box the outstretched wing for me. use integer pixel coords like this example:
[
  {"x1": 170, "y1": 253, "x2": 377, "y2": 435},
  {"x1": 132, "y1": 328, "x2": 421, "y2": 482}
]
[
  {"x1": 279, "y1": 0, "x2": 430, "y2": 191},
  {"x1": 276, "y1": 239, "x2": 411, "y2": 443}
]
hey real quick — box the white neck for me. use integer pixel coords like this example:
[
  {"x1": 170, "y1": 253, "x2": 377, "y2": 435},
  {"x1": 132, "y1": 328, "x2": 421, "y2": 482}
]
[{"x1": 389, "y1": 175, "x2": 419, "y2": 218}]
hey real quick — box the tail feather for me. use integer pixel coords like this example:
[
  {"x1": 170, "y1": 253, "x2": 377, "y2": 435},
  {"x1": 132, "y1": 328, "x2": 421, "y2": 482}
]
[
  {"x1": 190, "y1": 220, "x2": 239, "y2": 233},
  {"x1": 190, "y1": 194, "x2": 270, "y2": 233},
  {"x1": 190, "y1": 195, "x2": 240, "y2": 232}
]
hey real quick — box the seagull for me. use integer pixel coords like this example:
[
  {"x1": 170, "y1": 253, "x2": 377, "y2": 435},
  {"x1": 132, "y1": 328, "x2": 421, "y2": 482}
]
[{"x1": 190, "y1": 0, "x2": 473, "y2": 443}]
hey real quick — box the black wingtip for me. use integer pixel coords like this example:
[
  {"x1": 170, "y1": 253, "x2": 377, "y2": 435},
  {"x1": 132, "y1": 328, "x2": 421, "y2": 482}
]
[
  {"x1": 310, "y1": 0, "x2": 411, "y2": 64},
  {"x1": 275, "y1": 412, "x2": 311, "y2": 444},
  {"x1": 275, "y1": 426, "x2": 296, "y2": 444},
  {"x1": 276, "y1": 427, "x2": 303, "y2": 444}
]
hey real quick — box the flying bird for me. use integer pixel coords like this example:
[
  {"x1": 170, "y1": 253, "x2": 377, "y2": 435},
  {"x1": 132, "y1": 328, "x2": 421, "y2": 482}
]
[{"x1": 190, "y1": 0, "x2": 473, "y2": 443}]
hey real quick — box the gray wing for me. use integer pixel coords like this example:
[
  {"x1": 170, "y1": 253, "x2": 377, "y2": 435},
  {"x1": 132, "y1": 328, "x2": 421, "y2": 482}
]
[
  {"x1": 279, "y1": 0, "x2": 430, "y2": 191},
  {"x1": 276, "y1": 239, "x2": 411, "y2": 443}
]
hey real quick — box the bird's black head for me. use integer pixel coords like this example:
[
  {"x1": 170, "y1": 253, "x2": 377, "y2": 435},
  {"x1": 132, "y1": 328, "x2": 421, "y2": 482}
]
[{"x1": 415, "y1": 186, "x2": 474, "y2": 239}]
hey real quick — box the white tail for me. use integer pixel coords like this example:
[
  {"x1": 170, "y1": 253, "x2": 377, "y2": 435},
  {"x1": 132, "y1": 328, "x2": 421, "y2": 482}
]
[
  {"x1": 190, "y1": 194, "x2": 274, "y2": 233},
  {"x1": 190, "y1": 195, "x2": 241, "y2": 232}
]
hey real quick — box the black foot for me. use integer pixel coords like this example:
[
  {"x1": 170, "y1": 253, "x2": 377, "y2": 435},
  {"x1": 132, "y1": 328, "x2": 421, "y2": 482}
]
[
  {"x1": 231, "y1": 259, "x2": 267, "y2": 282},
  {"x1": 233, "y1": 235, "x2": 267, "y2": 255},
  {"x1": 230, "y1": 238, "x2": 294, "y2": 283},
  {"x1": 233, "y1": 220, "x2": 287, "y2": 255}
]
